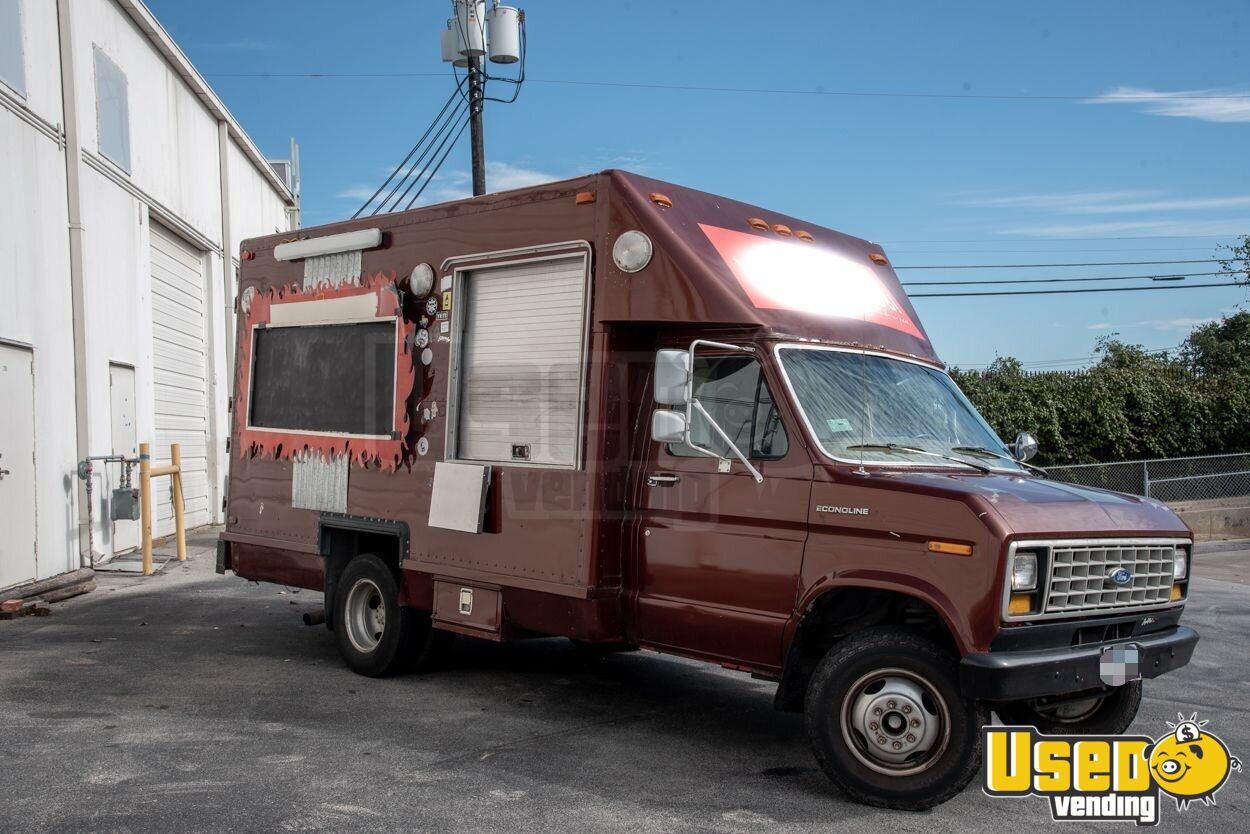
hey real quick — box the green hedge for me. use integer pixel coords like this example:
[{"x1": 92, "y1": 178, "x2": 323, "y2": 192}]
[{"x1": 950, "y1": 315, "x2": 1250, "y2": 466}]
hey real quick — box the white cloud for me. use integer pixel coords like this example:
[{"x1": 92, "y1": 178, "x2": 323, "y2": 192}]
[
  {"x1": 337, "y1": 160, "x2": 562, "y2": 207},
  {"x1": 962, "y1": 191, "x2": 1250, "y2": 215},
  {"x1": 998, "y1": 218, "x2": 1250, "y2": 238},
  {"x1": 959, "y1": 190, "x2": 1159, "y2": 211},
  {"x1": 1088, "y1": 316, "x2": 1219, "y2": 332},
  {"x1": 1086, "y1": 86, "x2": 1250, "y2": 123},
  {"x1": 336, "y1": 186, "x2": 380, "y2": 201}
]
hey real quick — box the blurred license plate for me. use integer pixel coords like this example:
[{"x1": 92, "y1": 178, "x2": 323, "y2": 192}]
[{"x1": 1099, "y1": 644, "x2": 1141, "y2": 687}]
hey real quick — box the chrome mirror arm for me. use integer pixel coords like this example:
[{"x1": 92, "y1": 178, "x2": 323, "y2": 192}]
[
  {"x1": 688, "y1": 398, "x2": 764, "y2": 483},
  {"x1": 680, "y1": 339, "x2": 764, "y2": 484}
]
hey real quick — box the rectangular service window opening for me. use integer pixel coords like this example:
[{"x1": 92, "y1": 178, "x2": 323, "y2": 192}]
[
  {"x1": 93, "y1": 46, "x2": 130, "y2": 172},
  {"x1": 668, "y1": 355, "x2": 788, "y2": 460},
  {"x1": 248, "y1": 320, "x2": 397, "y2": 437},
  {"x1": 0, "y1": 0, "x2": 26, "y2": 97},
  {"x1": 453, "y1": 255, "x2": 589, "y2": 468}
]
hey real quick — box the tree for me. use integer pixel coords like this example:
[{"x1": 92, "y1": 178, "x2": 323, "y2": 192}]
[
  {"x1": 1180, "y1": 311, "x2": 1250, "y2": 376},
  {"x1": 1220, "y1": 234, "x2": 1250, "y2": 292}
]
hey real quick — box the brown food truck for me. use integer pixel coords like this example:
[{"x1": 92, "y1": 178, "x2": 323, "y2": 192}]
[{"x1": 218, "y1": 170, "x2": 1197, "y2": 809}]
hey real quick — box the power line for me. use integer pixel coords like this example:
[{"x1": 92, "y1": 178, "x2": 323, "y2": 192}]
[
  {"x1": 200, "y1": 71, "x2": 1250, "y2": 102},
  {"x1": 909, "y1": 281, "x2": 1242, "y2": 298},
  {"x1": 901, "y1": 270, "x2": 1226, "y2": 287},
  {"x1": 884, "y1": 234, "x2": 1236, "y2": 242},
  {"x1": 894, "y1": 258, "x2": 1224, "y2": 270},
  {"x1": 352, "y1": 80, "x2": 466, "y2": 218}
]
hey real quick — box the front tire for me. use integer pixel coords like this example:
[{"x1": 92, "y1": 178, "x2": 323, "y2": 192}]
[
  {"x1": 334, "y1": 555, "x2": 451, "y2": 677},
  {"x1": 805, "y1": 628, "x2": 986, "y2": 810},
  {"x1": 995, "y1": 681, "x2": 1141, "y2": 735}
]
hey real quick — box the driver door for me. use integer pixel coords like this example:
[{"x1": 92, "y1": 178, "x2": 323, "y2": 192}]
[{"x1": 636, "y1": 351, "x2": 812, "y2": 670}]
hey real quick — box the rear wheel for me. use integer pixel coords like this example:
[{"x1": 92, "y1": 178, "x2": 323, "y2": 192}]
[
  {"x1": 996, "y1": 681, "x2": 1141, "y2": 735},
  {"x1": 805, "y1": 628, "x2": 986, "y2": 810},
  {"x1": 334, "y1": 554, "x2": 452, "y2": 677}
]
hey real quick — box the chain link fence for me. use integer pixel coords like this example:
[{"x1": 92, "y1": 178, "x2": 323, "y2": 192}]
[{"x1": 1047, "y1": 452, "x2": 1250, "y2": 503}]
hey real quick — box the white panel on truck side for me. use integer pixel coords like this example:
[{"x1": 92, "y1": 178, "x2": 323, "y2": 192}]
[{"x1": 456, "y1": 256, "x2": 588, "y2": 468}]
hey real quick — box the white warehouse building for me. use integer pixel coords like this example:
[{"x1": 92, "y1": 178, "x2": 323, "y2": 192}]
[{"x1": 0, "y1": 0, "x2": 299, "y2": 592}]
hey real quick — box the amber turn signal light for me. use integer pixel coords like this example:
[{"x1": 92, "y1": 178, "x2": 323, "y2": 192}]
[
  {"x1": 927, "y1": 540, "x2": 973, "y2": 556},
  {"x1": 575, "y1": 191, "x2": 596, "y2": 205},
  {"x1": 1171, "y1": 584, "x2": 1184, "y2": 601},
  {"x1": 1008, "y1": 593, "x2": 1033, "y2": 615}
]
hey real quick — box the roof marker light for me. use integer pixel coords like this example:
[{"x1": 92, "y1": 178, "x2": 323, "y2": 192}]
[
  {"x1": 795, "y1": 230, "x2": 814, "y2": 242},
  {"x1": 747, "y1": 217, "x2": 769, "y2": 231},
  {"x1": 772, "y1": 224, "x2": 792, "y2": 237},
  {"x1": 870, "y1": 252, "x2": 889, "y2": 266},
  {"x1": 649, "y1": 192, "x2": 673, "y2": 208}
]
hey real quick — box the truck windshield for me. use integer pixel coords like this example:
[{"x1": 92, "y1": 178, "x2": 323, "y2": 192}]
[{"x1": 777, "y1": 347, "x2": 1024, "y2": 471}]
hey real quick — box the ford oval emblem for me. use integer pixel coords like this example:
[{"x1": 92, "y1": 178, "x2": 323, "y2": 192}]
[{"x1": 1107, "y1": 567, "x2": 1133, "y2": 587}]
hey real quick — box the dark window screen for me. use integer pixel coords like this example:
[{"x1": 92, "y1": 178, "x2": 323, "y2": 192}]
[{"x1": 249, "y1": 321, "x2": 396, "y2": 435}]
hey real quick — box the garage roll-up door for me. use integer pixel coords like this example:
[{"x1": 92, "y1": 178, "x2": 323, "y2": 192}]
[
  {"x1": 457, "y1": 256, "x2": 588, "y2": 467},
  {"x1": 150, "y1": 222, "x2": 211, "y2": 534}
]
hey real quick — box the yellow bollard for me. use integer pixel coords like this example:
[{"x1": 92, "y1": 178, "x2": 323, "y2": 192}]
[
  {"x1": 138, "y1": 442, "x2": 185, "y2": 575},
  {"x1": 171, "y1": 443, "x2": 186, "y2": 562},
  {"x1": 139, "y1": 442, "x2": 154, "y2": 576}
]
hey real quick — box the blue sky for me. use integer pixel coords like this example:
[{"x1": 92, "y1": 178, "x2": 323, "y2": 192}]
[{"x1": 149, "y1": 0, "x2": 1249, "y2": 369}]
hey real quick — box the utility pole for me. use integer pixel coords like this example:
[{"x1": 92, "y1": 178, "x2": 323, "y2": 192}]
[
  {"x1": 441, "y1": 2, "x2": 524, "y2": 199},
  {"x1": 467, "y1": 55, "x2": 486, "y2": 196}
]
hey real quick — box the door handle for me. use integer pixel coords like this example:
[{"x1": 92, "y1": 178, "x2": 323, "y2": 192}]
[{"x1": 647, "y1": 473, "x2": 680, "y2": 487}]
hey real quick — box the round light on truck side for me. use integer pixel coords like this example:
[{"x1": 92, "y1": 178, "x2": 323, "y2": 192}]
[
  {"x1": 1011, "y1": 551, "x2": 1038, "y2": 592},
  {"x1": 612, "y1": 230, "x2": 653, "y2": 273},
  {"x1": 408, "y1": 262, "x2": 435, "y2": 297}
]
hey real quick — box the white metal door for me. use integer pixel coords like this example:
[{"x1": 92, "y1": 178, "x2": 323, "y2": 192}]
[
  {"x1": 149, "y1": 222, "x2": 210, "y2": 535},
  {"x1": 0, "y1": 344, "x2": 37, "y2": 591},
  {"x1": 109, "y1": 363, "x2": 138, "y2": 552},
  {"x1": 457, "y1": 256, "x2": 588, "y2": 466}
]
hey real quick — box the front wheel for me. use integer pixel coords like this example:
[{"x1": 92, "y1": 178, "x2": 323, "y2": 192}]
[
  {"x1": 805, "y1": 628, "x2": 986, "y2": 810},
  {"x1": 995, "y1": 681, "x2": 1141, "y2": 735}
]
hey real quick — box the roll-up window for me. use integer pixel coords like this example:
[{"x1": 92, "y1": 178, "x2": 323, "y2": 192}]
[{"x1": 455, "y1": 256, "x2": 588, "y2": 467}]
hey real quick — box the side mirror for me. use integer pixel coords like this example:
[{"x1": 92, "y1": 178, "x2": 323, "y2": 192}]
[
  {"x1": 1011, "y1": 431, "x2": 1039, "y2": 462},
  {"x1": 651, "y1": 409, "x2": 687, "y2": 444},
  {"x1": 653, "y1": 349, "x2": 690, "y2": 405}
]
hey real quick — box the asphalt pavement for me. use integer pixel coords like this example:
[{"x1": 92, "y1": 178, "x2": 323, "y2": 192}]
[{"x1": 1, "y1": 531, "x2": 1246, "y2": 832}]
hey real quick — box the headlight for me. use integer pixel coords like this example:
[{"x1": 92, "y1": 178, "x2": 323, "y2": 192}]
[
  {"x1": 1173, "y1": 549, "x2": 1188, "y2": 582},
  {"x1": 1011, "y1": 551, "x2": 1038, "y2": 592}
]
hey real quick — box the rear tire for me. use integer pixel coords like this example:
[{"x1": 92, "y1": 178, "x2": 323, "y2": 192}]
[
  {"x1": 334, "y1": 554, "x2": 450, "y2": 677},
  {"x1": 995, "y1": 681, "x2": 1141, "y2": 735},
  {"x1": 805, "y1": 628, "x2": 986, "y2": 811}
]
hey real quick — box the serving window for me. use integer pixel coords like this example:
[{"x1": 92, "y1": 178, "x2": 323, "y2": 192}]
[{"x1": 248, "y1": 319, "x2": 398, "y2": 437}]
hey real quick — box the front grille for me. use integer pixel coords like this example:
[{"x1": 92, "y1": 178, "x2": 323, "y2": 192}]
[{"x1": 1044, "y1": 542, "x2": 1176, "y2": 615}]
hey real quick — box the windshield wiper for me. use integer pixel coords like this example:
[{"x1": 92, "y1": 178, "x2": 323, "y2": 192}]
[
  {"x1": 844, "y1": 443, "x2": 992, "y2": 474},
  {"x1": 950, "y1": 445, "x2": 1048, "y2": 476}
]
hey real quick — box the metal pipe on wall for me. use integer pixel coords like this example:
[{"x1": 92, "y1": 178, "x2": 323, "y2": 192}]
[
  {"x1": 56, "y1": 0, "x2": 94, "y2": 568},
  {"x1": 217, "y1": 121, "x2": 235, "y2": 382}
]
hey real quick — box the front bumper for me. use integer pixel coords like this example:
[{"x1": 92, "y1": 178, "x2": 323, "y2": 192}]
[{"x1": 960, "y1": 625, "x2": 1199, "y2": 702}]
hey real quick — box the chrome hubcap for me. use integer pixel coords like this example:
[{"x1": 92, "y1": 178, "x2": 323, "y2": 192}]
[
  {"x1": 344, "y1": 578, "x2": 386, "y2": 653},
  {"x1": 841, "y1": 668, "x2": 950, "y2": 775}
]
